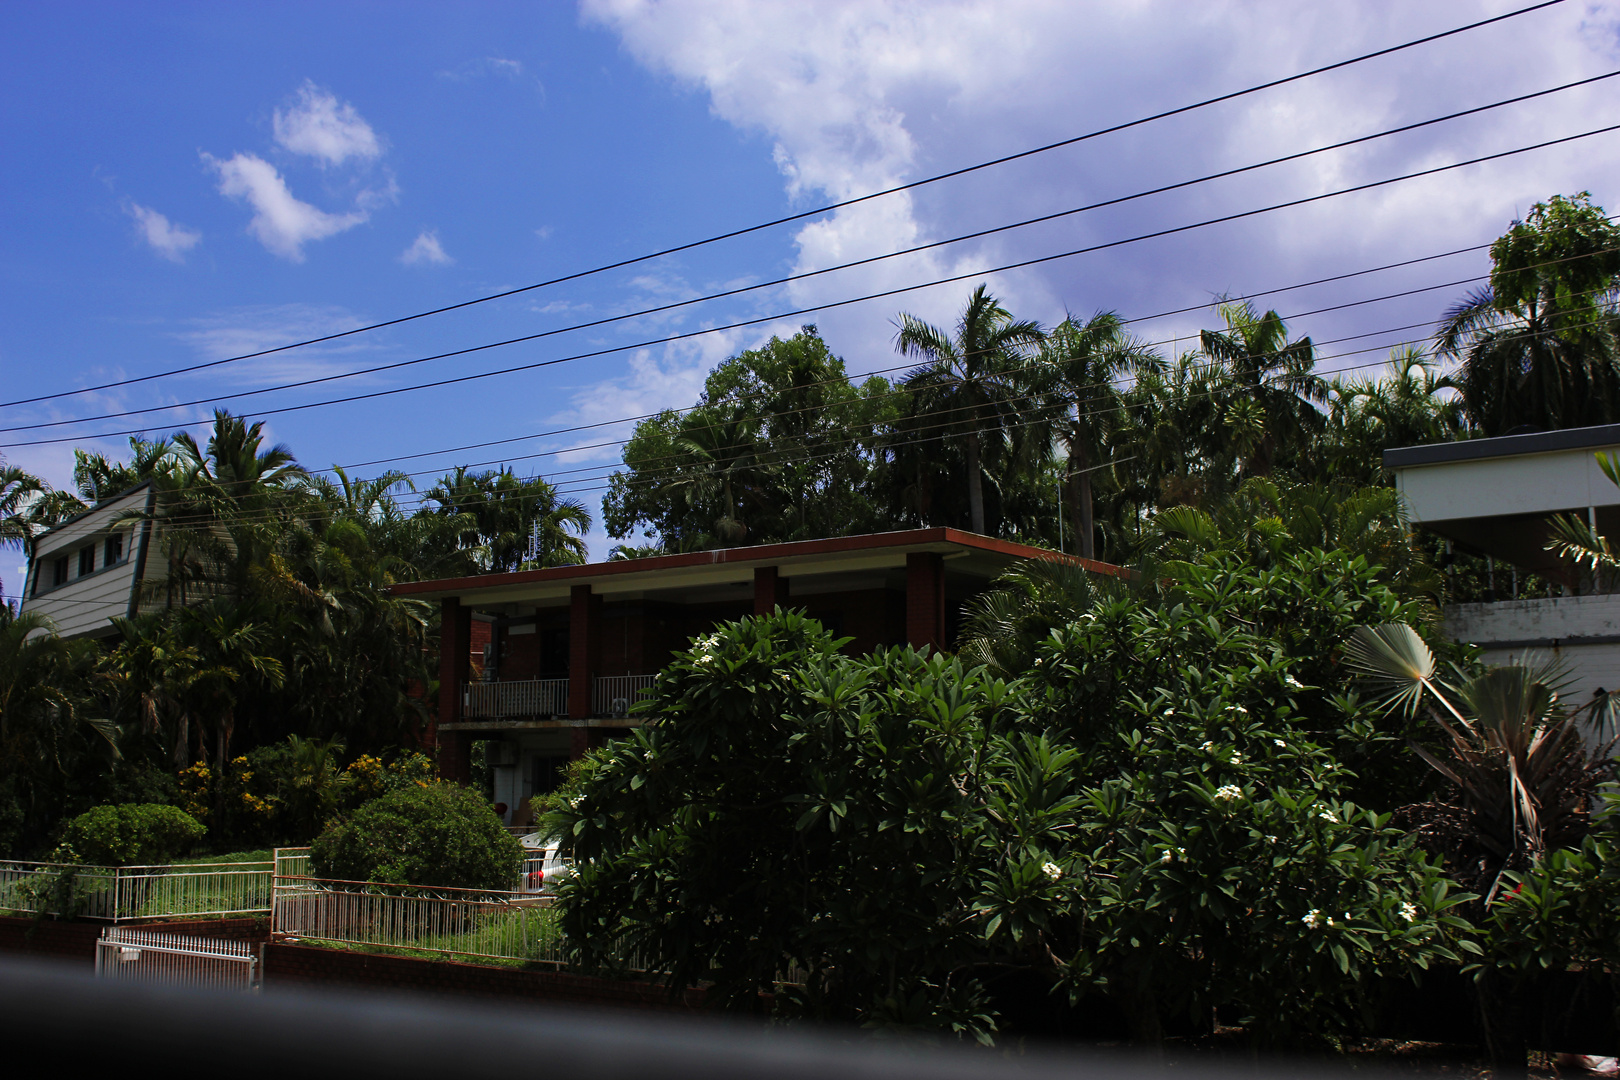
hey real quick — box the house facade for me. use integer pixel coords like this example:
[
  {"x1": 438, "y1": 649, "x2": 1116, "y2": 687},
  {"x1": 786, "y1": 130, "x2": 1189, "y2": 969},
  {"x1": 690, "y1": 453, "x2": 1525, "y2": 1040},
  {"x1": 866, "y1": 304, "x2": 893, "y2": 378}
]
[
  {"x1": 19, "y1": 483, "x2": 162, "y2": 640},
  {"x1": 1386, "y1": 423, "x2": 1620, "y2": 734},
  {"x1": 393, "y1": 528, "x2": 1116, "y2": 825}
]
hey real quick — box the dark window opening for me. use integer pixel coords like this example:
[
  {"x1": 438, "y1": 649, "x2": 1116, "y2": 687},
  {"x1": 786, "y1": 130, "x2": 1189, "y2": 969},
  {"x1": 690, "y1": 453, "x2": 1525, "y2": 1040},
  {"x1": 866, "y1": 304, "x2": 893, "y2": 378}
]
[
  {"x1": 531, "y1": 754, "x2": 571, "y2": 796},
  {"x1": 104, "y1": 533, "x2": 124, "y2": 567},
  {"x1": 78, "y1": 547, "x2": 95, "y2": 577},
  {"x1": 52, "y1": 556, "x2": 69, "y2": 587}
]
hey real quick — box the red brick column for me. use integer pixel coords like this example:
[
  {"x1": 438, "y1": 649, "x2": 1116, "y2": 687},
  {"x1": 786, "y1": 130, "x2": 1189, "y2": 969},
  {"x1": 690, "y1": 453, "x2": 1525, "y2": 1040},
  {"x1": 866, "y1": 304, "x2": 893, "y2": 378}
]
[
  {"x1": 905, "y1": 552, "x2": 945, "y2": 651},
  {"x1": 753, "y1": 565, "x2": 788, "y2": 616},
  {"x1": 437, "y1": 598, "x2": 474, "y2": 783},
  {"x1": 568, "y1": 584, "x2": 599, "y2": 720}
]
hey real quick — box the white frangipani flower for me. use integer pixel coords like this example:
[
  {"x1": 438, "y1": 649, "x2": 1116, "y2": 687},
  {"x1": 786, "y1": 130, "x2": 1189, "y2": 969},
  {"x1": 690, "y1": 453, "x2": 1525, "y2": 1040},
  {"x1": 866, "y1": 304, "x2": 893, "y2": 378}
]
[
  {"x1": 1041, "y1": 861, "x2": 1062, "y2": 881},
  {"x1": 1214, "y1": 785, "x2": 1243, "y2": 802},
  {"x1": 1302, "y1": 909, "x2": 1324, "y2": 928},
  {"x1": 1400, "y1": 902, "x2": 1419, "y2": 923}
]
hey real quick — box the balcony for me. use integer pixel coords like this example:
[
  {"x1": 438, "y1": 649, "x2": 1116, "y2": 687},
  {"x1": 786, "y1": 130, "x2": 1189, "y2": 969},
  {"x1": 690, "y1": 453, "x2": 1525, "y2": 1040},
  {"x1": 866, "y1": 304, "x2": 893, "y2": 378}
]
[{"x1": 460, "y1": 675, "x2": 656, "y2": 720}]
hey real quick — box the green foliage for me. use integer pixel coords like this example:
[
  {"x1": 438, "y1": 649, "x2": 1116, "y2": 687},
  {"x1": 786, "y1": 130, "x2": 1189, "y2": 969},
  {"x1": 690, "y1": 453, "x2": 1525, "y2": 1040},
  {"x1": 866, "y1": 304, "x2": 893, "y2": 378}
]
[
  {"x1": 554, "y1": 578, "x2": 1466, "y2": 1046},
  {"x1": 1025, "y1": 701, "x2": 1473, "y2": 1045},
  {"x1": 311, "y1": 782, "x2": 521, "y2": 890},
  {"x1": 246, "y1": 736, "x2": 351, "y2": 843},
  {"x1": 550, "y1": 609, "x2": 1010, "y2": 1040},
  {"x1": 605, "y1": 328, "x2": 895, "y2": 549},
  {"x1": 1440, "y1": 192, "x2": 1620, "y2": 436},
  {"x1": 1482, "y1": 833, "x2": 1620, "y2": 977},
  {"x1": 54, "y1": 802, "x2": 206, "y2": 865}
]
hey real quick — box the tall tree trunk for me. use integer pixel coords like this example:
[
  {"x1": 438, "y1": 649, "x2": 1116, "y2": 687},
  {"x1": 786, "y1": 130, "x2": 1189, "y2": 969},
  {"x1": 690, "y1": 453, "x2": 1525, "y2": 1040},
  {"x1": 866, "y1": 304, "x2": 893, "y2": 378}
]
[
  {"x1": 965, "y1": 431, "x2": 986, "y2": 535},
  {"x1": 1077, "y1": 470, "x2": 1096, "y2": 560},
  {"x1": 1068, "y1": 419, "x2": 1095, "y2": 559}
]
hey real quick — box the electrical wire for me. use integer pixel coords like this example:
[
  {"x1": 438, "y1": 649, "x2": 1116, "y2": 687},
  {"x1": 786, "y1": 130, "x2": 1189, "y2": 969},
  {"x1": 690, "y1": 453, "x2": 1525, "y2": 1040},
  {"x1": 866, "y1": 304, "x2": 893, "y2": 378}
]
[
  {"x1": 48, "y1": 300, "x2": 1620, "y2": 535},
  {"x1": 8, "y1": 118, "x2": 1618, "y2": 451},
  {"x1": 0, "y1": 0, "x2": 1564, "y2": 411},
  {"x1": 22, "y1": 251, "x2": 1620, "y2": 531},
  {"x1": 8, "y1": 70, "x2": 1613, "y2": 437}
]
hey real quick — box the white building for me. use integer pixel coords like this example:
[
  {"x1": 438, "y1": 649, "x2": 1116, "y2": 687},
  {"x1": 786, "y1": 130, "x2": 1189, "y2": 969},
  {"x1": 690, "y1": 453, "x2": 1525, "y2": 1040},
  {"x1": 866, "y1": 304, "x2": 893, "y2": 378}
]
[
  {"x1": 19, "y1": 483, "x2": 164, "y2": 640},
  {"x1": 1386, "y1": 423, "x2": 1620, "y2": 720}
]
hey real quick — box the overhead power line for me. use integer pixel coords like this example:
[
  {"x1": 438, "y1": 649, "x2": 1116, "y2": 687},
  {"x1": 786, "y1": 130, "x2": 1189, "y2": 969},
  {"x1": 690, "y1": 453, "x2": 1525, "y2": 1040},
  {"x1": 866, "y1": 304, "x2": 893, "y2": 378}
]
[
  {"x1": 5, "y1": 117, "x2": 1616, "y2": 451},
  {"x1": 58, "y1": 294, "x2": 1620, "y2": 534},
  {"x1": 330, "y1": 237, "x2": 1508, "y2": 475},
  {"x1": 0, "y1": 0, "x2": 1566, "y2": 411},
  {"x1": 8, "y1": 68, "x2": 1611, "y2": 438}
]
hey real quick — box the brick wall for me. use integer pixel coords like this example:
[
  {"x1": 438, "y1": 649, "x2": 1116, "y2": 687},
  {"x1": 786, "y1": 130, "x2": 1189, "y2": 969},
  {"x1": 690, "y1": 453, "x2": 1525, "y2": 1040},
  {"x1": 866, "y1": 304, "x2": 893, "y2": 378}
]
[
  {"x1": 264, "y1": 942, "x2": 705, "y2": 1011},
  {"x1": 0, "y1": 916, "x2": 270, "y2": 965}
]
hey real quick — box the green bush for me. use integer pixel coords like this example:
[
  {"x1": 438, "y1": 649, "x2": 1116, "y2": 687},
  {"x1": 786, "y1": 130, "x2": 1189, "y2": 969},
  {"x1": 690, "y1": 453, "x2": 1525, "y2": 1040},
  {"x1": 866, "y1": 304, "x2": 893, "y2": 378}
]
[
  {"x1": 54, "y1": 803, "x2": 206, "y2": 865},
  {"x1": 311, "y1": 782, "x2": 521, "y2": 890},
  {"x1": 552, "y1": 558, "x2": 1475, "y2": 1047}
]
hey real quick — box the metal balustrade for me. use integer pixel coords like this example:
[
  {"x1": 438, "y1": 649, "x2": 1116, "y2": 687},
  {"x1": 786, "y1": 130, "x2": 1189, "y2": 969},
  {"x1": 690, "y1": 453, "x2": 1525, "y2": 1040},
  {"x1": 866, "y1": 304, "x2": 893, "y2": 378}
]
[
  {"x1": 0, "y1": 858, "x2": 272, "y2": 922},
  {"x1": 460, "y1": 674, "x2": 655, "y2": 719},
  {"x1": 592, "y1": 674, "x2": 656, "y2": 718},
  {"x1": 463, "y1": 678, "x2": 569, "y2": 718}
]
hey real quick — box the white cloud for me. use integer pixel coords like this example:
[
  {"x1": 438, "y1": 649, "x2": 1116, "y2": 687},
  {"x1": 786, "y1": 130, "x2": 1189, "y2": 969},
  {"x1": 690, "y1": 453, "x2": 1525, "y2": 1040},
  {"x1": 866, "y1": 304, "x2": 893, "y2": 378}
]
[
  {"x1": 273, "y1": 81, "x2": 383, "y2": 167},
  {"x1": 583, "y1": 0, "x2": 1620, "y2": 379},
  {"x1": 205, "y1": 152, "x2": 368, "y2": 261},
  {"x1": 401, "y1": 229, "x2": 453, "y2": 266},
  {"x1": 439, "y1": 56, "x2": 526, "y2": 82},
  {"x1": 176, "y1": 303, "x2": 378, "y2": 389},
  {"x1": 125, "y1": 202, "x2": 201, "y2": 262}
]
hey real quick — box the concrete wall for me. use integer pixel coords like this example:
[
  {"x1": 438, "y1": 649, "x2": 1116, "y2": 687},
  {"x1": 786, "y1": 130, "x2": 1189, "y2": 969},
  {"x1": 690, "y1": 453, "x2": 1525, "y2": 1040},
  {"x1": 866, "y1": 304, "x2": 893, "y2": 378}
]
[{"x1": 1444, "y1": 593, "x2": 1620, "y2": 744}]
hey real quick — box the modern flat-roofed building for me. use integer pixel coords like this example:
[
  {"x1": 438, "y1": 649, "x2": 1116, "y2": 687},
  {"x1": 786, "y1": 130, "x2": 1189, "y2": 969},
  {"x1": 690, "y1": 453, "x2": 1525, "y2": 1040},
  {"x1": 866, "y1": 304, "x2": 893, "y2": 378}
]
[
  {"x1": 19, "y1": 483, "x2": 161, "y2": 641},
  {"x1": 393, "y1": 528, "x2": 1116, "y2": 825},
  {"x1": 1386, "y1": 423, "x2": 1620, "y2": 737}
]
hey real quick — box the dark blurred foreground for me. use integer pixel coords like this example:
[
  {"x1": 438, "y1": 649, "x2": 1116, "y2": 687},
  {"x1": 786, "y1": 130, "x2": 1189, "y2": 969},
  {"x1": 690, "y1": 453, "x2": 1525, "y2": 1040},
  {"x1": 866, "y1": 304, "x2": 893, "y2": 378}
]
[{"x1": 0, "y1": 954, "x2": 1402, "y2": 1080}]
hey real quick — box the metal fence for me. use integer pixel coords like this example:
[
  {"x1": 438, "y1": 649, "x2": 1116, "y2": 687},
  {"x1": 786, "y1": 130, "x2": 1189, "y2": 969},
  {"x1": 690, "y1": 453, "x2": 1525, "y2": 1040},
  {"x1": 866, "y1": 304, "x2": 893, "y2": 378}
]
[
  {"x1": 270, "y1": 845, "x2": 642, "y2": 969},
  {"x1": 592, "y1": 674, "x2": 656, "y2": 717},
  {"x1": 0, "y1": 858, "x2": 273, "y2": 922},
  {"x1": 464, "y1": 678, "x2": 569, "y2": 718},
  {"x1": 272, "y1": 876, "x2": 588, "y2": 965},
  {"x1": 95, "y1": 926, "x2": 261, "y2": 990}
]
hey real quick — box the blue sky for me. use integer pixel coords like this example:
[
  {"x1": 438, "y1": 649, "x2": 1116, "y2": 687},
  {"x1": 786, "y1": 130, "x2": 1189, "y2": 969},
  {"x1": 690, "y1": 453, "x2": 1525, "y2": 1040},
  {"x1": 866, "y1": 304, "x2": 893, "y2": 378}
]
[{"x1": 4, "y1": 0, "x2": 1620, "y2": 582}]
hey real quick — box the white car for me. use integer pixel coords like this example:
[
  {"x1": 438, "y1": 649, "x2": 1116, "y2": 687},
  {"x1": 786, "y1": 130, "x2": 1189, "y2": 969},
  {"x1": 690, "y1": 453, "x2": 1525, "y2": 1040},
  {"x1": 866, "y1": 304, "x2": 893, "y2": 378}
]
[{"x1": 518, "y1": 832, "x2": 575, "y2": 895}]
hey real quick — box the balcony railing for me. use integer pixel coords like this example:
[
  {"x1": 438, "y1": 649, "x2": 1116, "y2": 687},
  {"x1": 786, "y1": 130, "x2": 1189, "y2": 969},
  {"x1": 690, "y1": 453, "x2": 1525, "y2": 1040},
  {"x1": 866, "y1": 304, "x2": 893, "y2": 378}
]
[
  {"x1": 592, "y1": 675, "x2": 656, "y2": 718},
  {"x1": 459, "y1": 675, "x2": 657, "y2": 720},
  {"x1": 463, "y1": 678, "x2": 569, "y2": 718}
]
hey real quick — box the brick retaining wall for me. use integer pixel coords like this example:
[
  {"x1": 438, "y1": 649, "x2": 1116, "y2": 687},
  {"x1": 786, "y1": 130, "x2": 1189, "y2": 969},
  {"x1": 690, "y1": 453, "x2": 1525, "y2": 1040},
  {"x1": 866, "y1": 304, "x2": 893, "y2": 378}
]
[
  {"x1": 0, "y1": 915, "x2": 270, "y2": 965},
  {"x1": 263, "y1": 942, "x2": 705, "y2": 1011}
]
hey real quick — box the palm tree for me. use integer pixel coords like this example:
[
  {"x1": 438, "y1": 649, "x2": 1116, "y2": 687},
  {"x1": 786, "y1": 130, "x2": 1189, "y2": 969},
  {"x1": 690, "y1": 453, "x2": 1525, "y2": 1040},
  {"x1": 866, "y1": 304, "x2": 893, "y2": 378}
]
[
  {"x1": 138, "y1": 411, "x2": 309, "y2": 606},
  {"x1": 1199, "y1": 300, "x2": 1323, "y2": 479},
  {"x1": 0, "y1": 466, "x2": 47, "y2": 602},
  {"x1": 959, "y1": 556, "x2": 1123, "y2": 677},
  {"x1": 425, "y1": 466, "x2": 591, "y2": 572},
  {"x1": 1323, "y1": 348, "x2": 1463, "y2": 485},
  {"x1": 1343, "y1": 624, "x2": 1613, "y2": 899},
  {"x1": 1036, "y1": 311, "x2": 1160, "y2": 559},
  {"x1": 72, "y1": 436, "x2": 173, "y2": 502},
  {"x1": 896, "y1": 285, "x2": 1044, "y2": 535},
  {"x1": 0, "y1": 608, "x2": 117, "y2": 779}
]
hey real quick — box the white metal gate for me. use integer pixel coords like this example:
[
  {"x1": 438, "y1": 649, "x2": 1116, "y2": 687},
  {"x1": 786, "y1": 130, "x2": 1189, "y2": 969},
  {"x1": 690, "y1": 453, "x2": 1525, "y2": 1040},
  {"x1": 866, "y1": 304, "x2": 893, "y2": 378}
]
[{"x1": 94, "y1": 926, "x2": 261, "y2": 991}]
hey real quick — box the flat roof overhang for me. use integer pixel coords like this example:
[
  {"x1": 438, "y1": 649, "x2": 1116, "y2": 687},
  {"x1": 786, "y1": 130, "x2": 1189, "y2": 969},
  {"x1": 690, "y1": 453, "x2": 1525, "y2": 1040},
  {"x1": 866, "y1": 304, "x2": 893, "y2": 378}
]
[
  {"x1": 1385, "y1": 424, "x2": 1620, "y2": 574},
  {"x1": 391, "y1": 528, "x2": 1119, "y2": 608}
]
